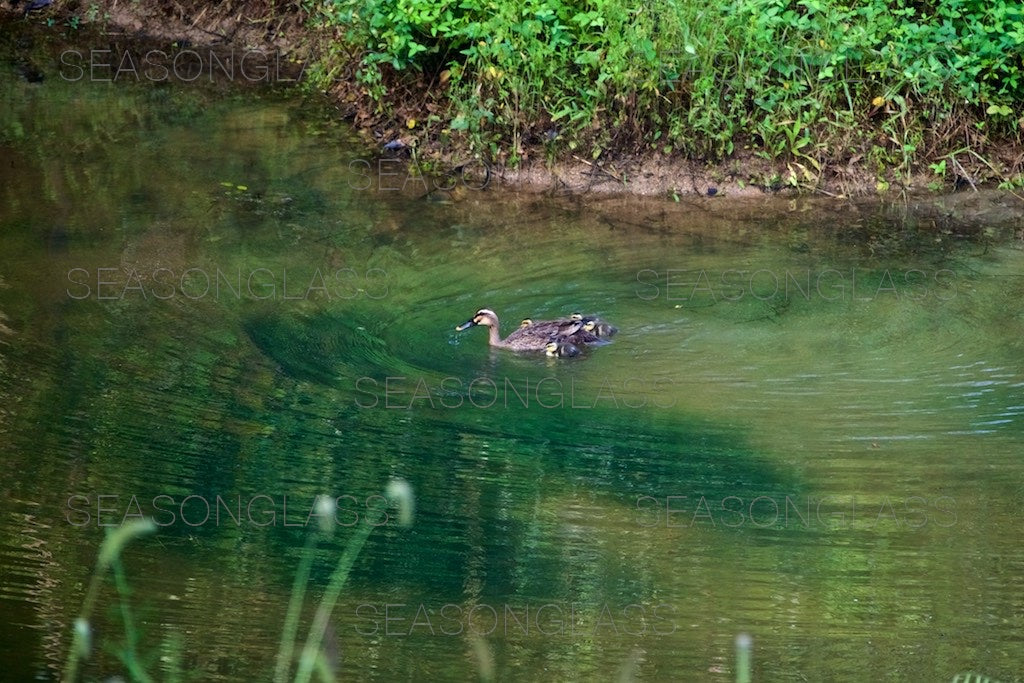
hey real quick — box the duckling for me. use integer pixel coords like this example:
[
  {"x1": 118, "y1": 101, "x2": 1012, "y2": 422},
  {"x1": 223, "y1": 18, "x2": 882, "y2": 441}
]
[
  {"x1": 546, "y1": 341, "x2": 580, "y2": 357},
  {"x1": 455, "y1": 309, "x2": 599, "y2": 351},
  {"x1": 571, "y1": 312, "x2": 618, "y2": 337},
  {"x1": 582, "y1": 319, "x2": 618, "y2": 337},
  {"x1": 519, "y1": 318, "x2": 533, "y2": 328}
]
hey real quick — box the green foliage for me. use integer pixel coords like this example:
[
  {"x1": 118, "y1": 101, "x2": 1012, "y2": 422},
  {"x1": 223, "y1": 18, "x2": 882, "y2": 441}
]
[{"x1": 312, "y1": 0, "x2": 1022, "y2": 171}]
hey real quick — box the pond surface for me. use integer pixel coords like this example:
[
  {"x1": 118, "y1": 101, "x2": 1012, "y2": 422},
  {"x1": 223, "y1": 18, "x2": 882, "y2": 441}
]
[{"x1": 1, "y1": 52, "x2": 1023, "y2": 682}]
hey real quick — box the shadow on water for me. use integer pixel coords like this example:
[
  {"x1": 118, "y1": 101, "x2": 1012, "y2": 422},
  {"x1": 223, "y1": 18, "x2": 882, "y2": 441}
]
[{"x1": 238, "y1": 305, "x2": 824, "y2": 560}]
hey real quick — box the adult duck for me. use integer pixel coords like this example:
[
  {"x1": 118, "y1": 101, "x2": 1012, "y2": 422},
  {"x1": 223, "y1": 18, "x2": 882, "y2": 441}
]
[{"x1": 455, "y1": 308, "x2": 599, "y2": 351}]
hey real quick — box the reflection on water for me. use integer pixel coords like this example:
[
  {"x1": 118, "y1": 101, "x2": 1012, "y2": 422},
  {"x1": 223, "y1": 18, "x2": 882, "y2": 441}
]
[{"x1": 0, "y1": 51, "x2": 1023, "y2": 682}]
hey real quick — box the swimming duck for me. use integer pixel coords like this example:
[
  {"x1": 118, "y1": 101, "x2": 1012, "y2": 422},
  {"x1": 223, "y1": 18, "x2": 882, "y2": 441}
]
[
  {"x1": 546, "y1": 341, "x2": 581, "y2": 358},
  {"x1": 571, "y1": 313, "x2": 618, "y2": 337},
  {"x1": 455, "y1": 309, "x2": 600, "y2": 351},
  {"x1": 582, "y1": 319, "x2": 618, "y2": 337}
]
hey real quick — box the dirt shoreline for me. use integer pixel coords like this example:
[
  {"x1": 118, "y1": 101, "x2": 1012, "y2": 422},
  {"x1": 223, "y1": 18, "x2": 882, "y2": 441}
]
[{"x1": 4, "y1": 1, "x2": 1024, "y2": 217}]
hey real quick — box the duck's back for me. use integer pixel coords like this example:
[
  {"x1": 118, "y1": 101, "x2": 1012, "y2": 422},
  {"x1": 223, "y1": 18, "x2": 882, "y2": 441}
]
[{"x1": 506, "y1": 318, "x2": 600, "y2": 347}]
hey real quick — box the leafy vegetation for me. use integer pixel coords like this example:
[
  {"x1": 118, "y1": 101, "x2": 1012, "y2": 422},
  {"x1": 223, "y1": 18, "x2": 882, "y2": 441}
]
[{"x1": 307, "y1": 0, "x2": 1024, "y2": 187}]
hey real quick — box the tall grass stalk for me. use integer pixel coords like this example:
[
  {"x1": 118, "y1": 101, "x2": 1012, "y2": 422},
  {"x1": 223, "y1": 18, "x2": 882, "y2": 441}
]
[
  {"x1": 62, "y1": 518, "x2": 157, "y2": 683},
  {"x1": 292, "y1": 480, "x2": 413, "y2": 683},
  {"x1": 736, "y1": 632, "x2": 752, "y2": 683},
  {"x1": 273, "y1": 496, "x2": 332, "y2": 683},
  {"x1": 110, "y1": 556, "x2": 152, "y2": 682},
  {"x1": 291, "y1": 499, "x2": 385, "y2": 683}
]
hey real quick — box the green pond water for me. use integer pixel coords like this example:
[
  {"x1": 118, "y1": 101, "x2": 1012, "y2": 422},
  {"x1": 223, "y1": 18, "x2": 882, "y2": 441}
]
[{"x1": 1, "y1": 54, "x2": 1023, "y2": 682}]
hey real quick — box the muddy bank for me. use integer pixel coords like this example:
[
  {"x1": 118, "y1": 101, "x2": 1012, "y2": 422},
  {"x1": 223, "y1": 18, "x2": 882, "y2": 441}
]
[{"x1": 3, "y1": 1, "x2": 1023, "y2": 221}]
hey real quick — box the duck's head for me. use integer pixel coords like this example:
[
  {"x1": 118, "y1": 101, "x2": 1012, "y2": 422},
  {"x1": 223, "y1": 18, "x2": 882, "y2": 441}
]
[
  {"x1": 570, "y1": 313, "x2": 585, "y2": 322},
  {"x1": 545, "y1": 341, "x2": 560, "y2": 357},
  {"x1": 455, "y1": 308, "x2": 498, "y2": 331},
  {"x1": 583, "y1": 320, "x2": 596, "y2": 332},
  {"x1": 520, "y1": 318, "x2": 533, "y2": 328}
]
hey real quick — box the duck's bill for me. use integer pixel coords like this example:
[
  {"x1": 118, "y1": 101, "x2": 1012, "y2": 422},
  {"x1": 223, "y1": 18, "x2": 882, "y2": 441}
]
[{"x1": 455, "y1": 319, "x2": 476, "y2": 331}]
